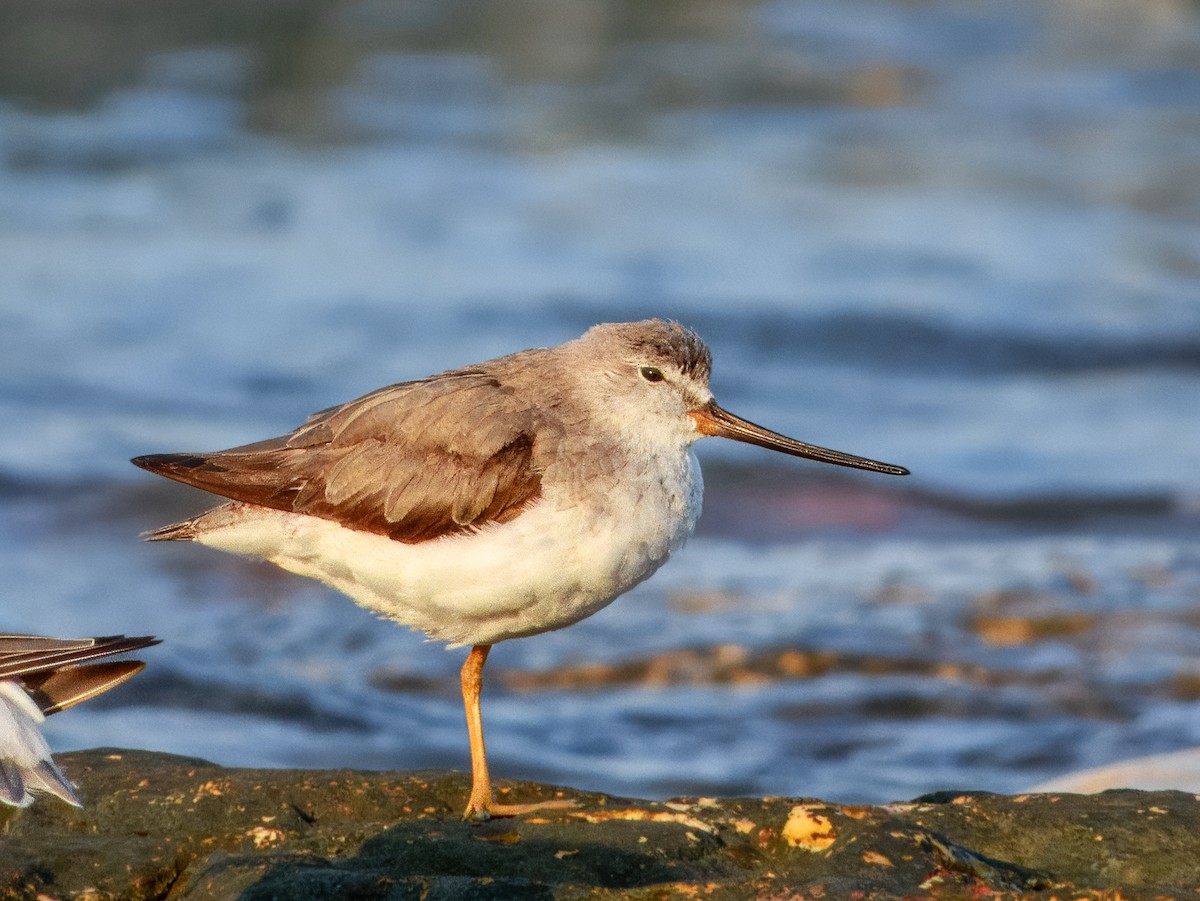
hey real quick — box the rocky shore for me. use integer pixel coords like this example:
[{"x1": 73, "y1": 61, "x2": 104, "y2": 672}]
[{"x1": 2, "y1": 749, "x2": 1199, "y2": 899}]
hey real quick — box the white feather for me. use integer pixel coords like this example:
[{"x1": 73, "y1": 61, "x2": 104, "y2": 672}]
[{"x1": 0, "y1": 680, "x2": 80, "y2": 807}]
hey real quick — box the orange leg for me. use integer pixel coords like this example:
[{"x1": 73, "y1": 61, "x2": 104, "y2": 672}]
[
  {"x1": 460, "y1": 643, "x2": 574, "y2": 820},
  {"x1": 461, "y1": 644, "x2": 496, "y2": 818}
]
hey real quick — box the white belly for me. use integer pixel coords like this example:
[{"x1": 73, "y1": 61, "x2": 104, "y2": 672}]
[{"x1": 192, "y1": 450, "x2": 703, "y2": 646}]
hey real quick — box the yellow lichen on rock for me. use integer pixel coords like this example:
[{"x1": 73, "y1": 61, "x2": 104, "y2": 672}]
[
  {"x1": 782, "y1": 804, "x2": 837, "y2": 850},
  {"x1": 246, "y1": 826, "x2": 287, "y2": 849}
]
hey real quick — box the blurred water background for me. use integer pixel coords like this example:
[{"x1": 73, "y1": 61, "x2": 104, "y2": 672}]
[{"x1": 2, "y1": 0, "x2": 1200, "y2": 804}]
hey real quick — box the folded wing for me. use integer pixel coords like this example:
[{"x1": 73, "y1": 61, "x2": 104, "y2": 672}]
[{"x1": 132, "y1": 371, "x2": 545, "y2": 542}]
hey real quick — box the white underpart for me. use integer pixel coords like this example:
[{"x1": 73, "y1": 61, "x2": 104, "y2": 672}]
[
  {"x1": 0, "y1": 680, "x2": 81, "y2": 807},
  {"x1": 191, "y1": 446, "x2": 704, "y2": 647}
]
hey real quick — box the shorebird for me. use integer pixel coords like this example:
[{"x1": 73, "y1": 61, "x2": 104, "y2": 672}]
[
  {"x1": 0, "y1": 633, "x2": 158, "y2": 807},
  {"x1": 133, "y1": 319, "x2": 907, "y2": 818}
]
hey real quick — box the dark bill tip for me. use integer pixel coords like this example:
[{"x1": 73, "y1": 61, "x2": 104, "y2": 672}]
[{"x1": 690, "y1": 403, "x2": 909, "y2": 476}]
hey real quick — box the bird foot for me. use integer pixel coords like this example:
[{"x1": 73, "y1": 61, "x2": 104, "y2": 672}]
[{"x1": 462, "y1": 796, "x2": 576, "y2": 821}]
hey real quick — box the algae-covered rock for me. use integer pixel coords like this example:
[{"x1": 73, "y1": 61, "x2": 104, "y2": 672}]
[{"x1": 2, "y1": 749, "x2": 1199, "y2": 900}]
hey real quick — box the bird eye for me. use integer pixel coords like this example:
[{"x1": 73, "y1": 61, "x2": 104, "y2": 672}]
[{"x1": 639, "y1": 365, "x2": 665, "y2": 383}]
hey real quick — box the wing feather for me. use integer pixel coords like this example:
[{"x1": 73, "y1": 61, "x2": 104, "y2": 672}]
[
  {"x1": 132, "y1": 367, "x2": 547, "y2": 542},
  {"x1": 0, "y1": 634, "x2": 158, "y2": 715}
]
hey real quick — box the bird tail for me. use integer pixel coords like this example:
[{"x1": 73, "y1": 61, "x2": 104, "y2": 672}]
[
  {"x1": 0, "y1": 635, "x2": 158, "y2": 808},
  {"x1": 0, "y1": 683, "x2": 81, "y2": 807},
  {"x1": 141, "y1": 519, "x2": 200, "y2": 542}
]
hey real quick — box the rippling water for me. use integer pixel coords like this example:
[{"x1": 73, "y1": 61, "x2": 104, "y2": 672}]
[{"x1": 2, "y1": 0, "x2": 1200, "y2": 804}]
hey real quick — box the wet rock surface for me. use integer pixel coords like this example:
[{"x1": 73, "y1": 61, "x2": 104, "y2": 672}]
[{"x1": 2, "y1": 750, "x2": 1199, "y2": 899}]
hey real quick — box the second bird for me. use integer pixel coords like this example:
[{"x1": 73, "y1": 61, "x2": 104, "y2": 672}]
[{"x1": 133, "y1": 319, "x2": 908, "y2": 818}]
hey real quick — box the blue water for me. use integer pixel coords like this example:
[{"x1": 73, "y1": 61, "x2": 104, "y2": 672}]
[{"x1": 2, "y1": 0, "x2": 1200, "y2": 804}]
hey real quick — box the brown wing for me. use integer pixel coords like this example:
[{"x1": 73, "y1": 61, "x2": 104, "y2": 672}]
[
  {"x1": 132, "y1": 370, "x2": 545, "y2": 542},
  {"x1": 22, "y1": 661, "x2": 147, "y2": 716},
  {"x1": 0, "y1": 634, "x2": 158, "y2": 715}
]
